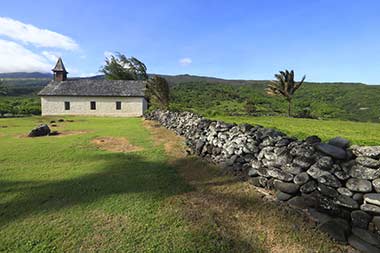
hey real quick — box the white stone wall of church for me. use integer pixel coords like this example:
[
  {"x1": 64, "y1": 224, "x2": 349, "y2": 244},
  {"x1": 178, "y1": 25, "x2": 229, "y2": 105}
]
[{"x1": 41, "y1": 96, "x2": 146, "y2": 117}]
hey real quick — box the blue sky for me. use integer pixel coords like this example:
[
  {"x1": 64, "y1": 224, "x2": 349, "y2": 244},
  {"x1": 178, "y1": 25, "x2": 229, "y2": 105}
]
[{"x1": 1, "y1": 0, "x2": 380, "y2": 83}]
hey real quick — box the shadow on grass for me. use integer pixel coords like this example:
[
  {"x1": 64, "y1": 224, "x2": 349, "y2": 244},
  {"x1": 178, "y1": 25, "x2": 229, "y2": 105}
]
[{"x1": 0, "y1": 152, "x2": 264, "y2": 252}]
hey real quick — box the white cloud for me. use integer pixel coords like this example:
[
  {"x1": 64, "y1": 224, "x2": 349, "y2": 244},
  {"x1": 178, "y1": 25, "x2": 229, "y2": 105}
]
[
  {"x1": 79, "y1": 72, "x2": 99, "y2": 78},
  {"x1": 42, "y1": 51, "x2": 60, "y2": 63},
  {"x1": 179, "y1": 57, "x2": 192, "y2": 66},
  {"x1": 0, "y1": 39, "x2": 51, "y2": 73},
  {"x1": 0, "y1": 17, "x2": 79, "y2": 50}
]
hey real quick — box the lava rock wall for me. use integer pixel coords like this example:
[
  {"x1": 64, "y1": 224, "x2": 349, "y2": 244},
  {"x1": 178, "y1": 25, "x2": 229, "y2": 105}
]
[{"x1": 145, "y1": 110, "x2": 380, "y2": 251}]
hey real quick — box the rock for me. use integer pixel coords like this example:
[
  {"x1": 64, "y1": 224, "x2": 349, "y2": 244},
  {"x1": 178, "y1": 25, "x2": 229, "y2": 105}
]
[
  {"x1": 292, "y1": 157, "x2": 312, "y2": 169},
  {"x1": 49, "y1": 131, "x2": 59, "y2": 136},
  {"x1": 356, "y1": 157, "x2": 380, "y2": 168},
  {"x1": 350, "y1": 165, "x2": 380, "y2": 180},
  {"x1": 348, "y1": 235, "x2": 380, "y2": 253},
  {"x1": 251, "y1": 160, "x2": 261, "y2": 169},
  {"x1": 305, "y1": 135, "x2": 321, "y2": 144},
  {"x1": 315, "y1": 156, "x2": 334, "y2": 171},
  {"x1": 372, "y1": 216, "x2": 380, "y2": 230},
  {"x1": 195, "y1": 140, "x2": 205, "y2": 155},
  {"x1": 288, "y1": 195, "x2": 317, "y2": 209},
  {"x1": 334, "y1": 170, "x2": 350, "y2": 180},
  {"x1": 282, "y1": 164, "x2": 303, "y2": 175},
  {"x1": 248, "y1": 168, "x2": 258, "y2": 177},
  {"x1": 318, "y1": 218, "x2": 351, "y2": 244},
  {"x1": 307, "y1": 165, "x2": 331, "y2": 179},
  {"x1": 315, "y1": 143, "x2": 348, "y2": 160},
  {"x1": 353, "y1": 146, "x2": 380, "y2": 159},
  {"x1": 58, "y1": 119, "x2": 64, "y2": 122},
  {"x1": 276, "y1": 191, "x2": 293, "y2": 201},
  {"x1": 352, "y1": 228, "x2": 380, "y2": 247},
  {"x1": 353, "y1": 193, "x2": 364, "y2": 202},
  {"x1": 28, "y1": 124, "x2": 51, "y2": 137},
  {"x1": 259, "y1": 177, "x2": 269, "y2": 187},
  {"x1": 351, "y1": 210, "x2": 372, "y2": 229},
  {"x1": 346, "y1": 178, "x2": 372, "y2": 192},
  {"x1": 294, "y1": 172, "x2": 310, "y2": 185},
  {"x1": 364, "y1": 194, "x2": 380, "y2": 206},
  {"x1": 248, "y1": 177, "x2": 261, "y2": 187},
  {"x1": 317, "y1": 183, "x2": 339, "y2": 198},
  {"x1": 274, "y1": 180, "x2": 300, "y2": 194},
  {"x1": 317, "y1": 173, "x2": 341, "y2": 188},
  {"x1": 361, "y1": 203, "x2": 380, "y2": 215},
  {"x1": 257, "y1": 167, "x2": 270, "y2": 177},
  {"x1": 300, "y1": 180, "x2": 317, "y2": 194},
  {"x1": 266, "y1": 167, "x2": 293, "y2": 182},
  {"x1": 334, "y1": 195, "x2": 359, "y2": 209},
  {"x1": 328, "y1": 137, "x2": 350, "y2": 149},
  {"x1": 308, "y1": 208, "x2": 332, "y2": 224},
  {"x1": 373, "y1": 179, "x2": 380, "y2": 193},
  {"x1": 337, "y1": 187, "x2": 353, "y2": 197}
]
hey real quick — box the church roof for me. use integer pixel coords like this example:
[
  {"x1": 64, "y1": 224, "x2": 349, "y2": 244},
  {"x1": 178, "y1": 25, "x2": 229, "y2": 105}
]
[
  {"x1": 52, "y1": 58, "x2": 68, "y2": 73},
  {"x1": 38, "y1": 79, "x2": 146, "y2": 97}
]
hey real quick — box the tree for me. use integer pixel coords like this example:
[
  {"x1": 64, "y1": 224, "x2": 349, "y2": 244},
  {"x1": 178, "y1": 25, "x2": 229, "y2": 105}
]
[
  {"x1": 266, "y1": 70, "x2": 306, "y2": 117},
  {"x1": 146, "y1": 76, "x2": 170, "y2": 109},
  {"x1": 245, "y1": 100, "x2": 257, "y2": 115},
  {"x1": 0, "y1": 79, "x2": 8, "y2": 96},
  {"x1": 100, "y1": 53, "x2": 148, "y2": 80}
]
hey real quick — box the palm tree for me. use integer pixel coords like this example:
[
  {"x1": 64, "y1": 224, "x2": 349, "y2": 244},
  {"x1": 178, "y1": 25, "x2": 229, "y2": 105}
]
[{"x1": 266, "y1": 70, "x2": 306, "y2": 117}]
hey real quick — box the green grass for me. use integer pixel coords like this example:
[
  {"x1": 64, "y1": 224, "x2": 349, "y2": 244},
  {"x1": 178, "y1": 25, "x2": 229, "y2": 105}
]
[
  {"x1": 213, "y1": 115, "x2": 380, "y2": 146},
  {"x1": 0, "y1": 116, "x2": 237, "y2": 252}
]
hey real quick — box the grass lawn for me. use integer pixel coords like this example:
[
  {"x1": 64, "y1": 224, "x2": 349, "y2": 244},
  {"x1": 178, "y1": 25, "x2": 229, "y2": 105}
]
[
  {"x1": 0, "y1": 116, "x2": 343, "y2": 252},
  {"x1": 213, "y1": 115, "x2": 380, "y2": 146}
]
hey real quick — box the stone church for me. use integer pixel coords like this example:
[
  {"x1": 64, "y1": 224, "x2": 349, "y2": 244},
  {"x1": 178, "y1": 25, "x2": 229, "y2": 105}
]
[{"x1": 38, "y1": 58, "x2": 147, "y2": 117}]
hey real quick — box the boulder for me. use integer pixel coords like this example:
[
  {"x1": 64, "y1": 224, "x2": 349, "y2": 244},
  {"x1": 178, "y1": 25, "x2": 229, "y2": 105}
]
[
  {"x1": 351, "y1": 210, "x2": 372, "y2": 229},
  {"x1": 288, "y1": 195, "x2": 317, "y2": 209},
  {"x1": 361, "y1": 203, "x2": 380, "y2": 215},
  {"x1": 353, "y1": 193, "x2": 364, "y2": 202},
  {"x1": 364, "y1": 193, "x2": 380, "y2": 206},
  {"x1": 317, "y1": 173, "x2": 341, "y2": 188},
  {"x1": 346, "y1": 178, "x2": 372, "y2": 193},
  {"x1": 28, "y1": 124, "x2": 51, "y2": 137},
  {"x1": 353, "y1": 146, "x2": 380, "y2": 159},
  {"x1": 337, "y1": 187, "x2": 353, "y2": 197},
  {"x1": 273, "y1": 180, "x2": 299, "y2": 194},
  {"x1": 294, "y1": 172, "x2": 310, "y2": 185},
  {"x1": 318, "y1": 218, "x2": 351, "y2": 244},
  {"x1": 308, "y1": 208, "x2": 333, "y2": 224},
  {"x1": 334, "y1": 195, "x2": 359, "y2": 209},
  {"x1": 373, "y1": 179, "x2": 380, "y2": 193},
  {"x1": 328, "y1": 137, "x2": 350, "y2": 149},
  {"x1": 315, "y1": 156, "x2": 334, "y2": 171},
  {"x1": 356, "y1": 157, "x2": 380, "y2": 168},
  {"x1": 315, "y1": 143, "x2": 348, "y2": 160},
  {"x1": 352, "y1": 228, "x2": 380, "y2": 247},
  {"x1": 300, "y1": 180, "x2": 317, "y2": 194},
  {"x1": 266, "y1": 167, "x2": 293, "y2": 182},
  {"x1": 348, "y1": 235, "x2": 380, "y2": 253},
  {"x1": 317, "y1": 184, "x2": 339, "y2": 198},
  {"x1": 349, "y1": 165, "x2": 380, "y2": 180},
  {"x1": 307, "y1": 165, "x2": 331, "y2": 179},
  {"x1": 276, "y1": 191, "x2": 293, "y2": 201},
  {"x1": 248, "y1": 168, "x2": 258, "y2": 177},
  {"x1": 305, "y1": 135, "x2": 322, "y2": 145}
]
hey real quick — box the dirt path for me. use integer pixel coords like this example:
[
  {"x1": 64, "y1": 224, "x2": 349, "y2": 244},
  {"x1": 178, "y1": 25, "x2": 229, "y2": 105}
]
[{"x1": 144, "y1": 120, "x2": 347, "y2": 253}]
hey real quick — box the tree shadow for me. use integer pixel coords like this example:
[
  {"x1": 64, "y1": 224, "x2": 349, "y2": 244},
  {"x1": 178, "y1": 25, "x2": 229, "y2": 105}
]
[{"x1": 0, "y1": 152, "x2": 189, "y2": 227}]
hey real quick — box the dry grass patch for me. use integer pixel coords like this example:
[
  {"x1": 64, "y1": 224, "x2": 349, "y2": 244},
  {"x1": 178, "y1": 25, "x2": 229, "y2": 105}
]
[
  {"x1": 91, "y1": 136, "x2": 143, "y2": 153},
  {"x1": 145, "y1": 119, "x2": 348, "y2": 253}
]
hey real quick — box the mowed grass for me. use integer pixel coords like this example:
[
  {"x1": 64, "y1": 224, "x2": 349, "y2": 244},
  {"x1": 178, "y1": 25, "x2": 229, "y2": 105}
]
[
  {"x1": 0, "y1": 116, "x2": 234, "y2": 252},
  {"x1": 213, "y1": 116, "x2": 380, "y2": 146},
  {"x1": 0, "y1": 116, "x2": 344, "y2": 252}
]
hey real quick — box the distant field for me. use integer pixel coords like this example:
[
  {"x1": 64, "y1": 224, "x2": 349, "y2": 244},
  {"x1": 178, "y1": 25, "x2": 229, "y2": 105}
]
[{"x1": 213, "y1": 115, "x2": 380, "y2": 146}]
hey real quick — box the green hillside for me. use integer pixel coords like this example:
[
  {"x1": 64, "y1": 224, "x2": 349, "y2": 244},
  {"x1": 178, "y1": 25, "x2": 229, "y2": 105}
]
[{"x1": 1, "y1": 74, "x2": 380, "y2": 123}]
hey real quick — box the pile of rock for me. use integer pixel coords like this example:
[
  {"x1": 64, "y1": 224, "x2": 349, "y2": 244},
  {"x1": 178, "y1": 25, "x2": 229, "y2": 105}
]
[
  {"x1": 145, "y1": 110, "x2": 380, "y2": 251},
  {"x1": 28, "y1": 124, "x2": 51, "y2": 137}
]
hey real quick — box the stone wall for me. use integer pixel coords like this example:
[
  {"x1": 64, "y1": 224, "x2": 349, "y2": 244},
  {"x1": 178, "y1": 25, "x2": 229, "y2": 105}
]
[{"x1": 145, "y1": 110, "x2": 380, "y2": 252}]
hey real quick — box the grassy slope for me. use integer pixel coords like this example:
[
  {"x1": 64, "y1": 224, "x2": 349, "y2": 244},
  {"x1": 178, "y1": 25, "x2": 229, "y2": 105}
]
[
  {"x1": 213, "y1": 115, "x2": 380, "y2": 146},
  {"x1": 0, "y1": 117, "x2": 342, "y2": 252}
]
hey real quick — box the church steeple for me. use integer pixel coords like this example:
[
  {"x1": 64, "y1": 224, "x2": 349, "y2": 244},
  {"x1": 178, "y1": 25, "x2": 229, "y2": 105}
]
[{"x1": 52, "y1": 57, "x2": 68, "y2": 81}]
